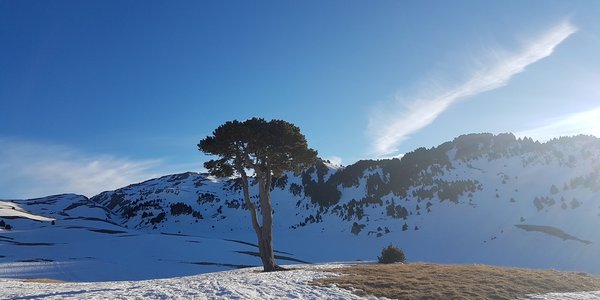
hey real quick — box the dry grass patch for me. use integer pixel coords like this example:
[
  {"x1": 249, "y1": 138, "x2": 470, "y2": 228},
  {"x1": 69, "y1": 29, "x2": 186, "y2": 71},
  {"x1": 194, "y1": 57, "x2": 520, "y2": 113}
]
[{"x1": 313, "y1": 263, "x2": 600, "y2": 300}]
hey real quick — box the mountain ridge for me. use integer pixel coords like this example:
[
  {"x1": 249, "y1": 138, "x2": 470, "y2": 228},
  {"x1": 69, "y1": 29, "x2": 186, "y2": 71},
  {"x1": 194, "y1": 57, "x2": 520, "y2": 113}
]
[{"x1": 2, "y1": 132, "x2": 600, "y2": 280}]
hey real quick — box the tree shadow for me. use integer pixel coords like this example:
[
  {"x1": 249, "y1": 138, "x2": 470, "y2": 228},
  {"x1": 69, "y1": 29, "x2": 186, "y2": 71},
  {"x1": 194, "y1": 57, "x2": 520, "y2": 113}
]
[{"x1": 11, "y1": 288, "x2": 121, "y2": 300}]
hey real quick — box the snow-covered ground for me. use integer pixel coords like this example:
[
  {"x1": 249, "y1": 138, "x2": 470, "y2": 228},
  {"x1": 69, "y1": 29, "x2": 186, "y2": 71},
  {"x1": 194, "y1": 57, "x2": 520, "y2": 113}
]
[
  {"x1": 523, "y1": 291, "x2": 600, "y2": 300},
  {"x1": 0, "y1": 201, "x2": 55, "y2": 221},
  {"x1": 1, "y1": 262, "x2": 599, "y2": 300},
  {"x1": 0, "y1": 263, "x2": 374, "y2": 300}
]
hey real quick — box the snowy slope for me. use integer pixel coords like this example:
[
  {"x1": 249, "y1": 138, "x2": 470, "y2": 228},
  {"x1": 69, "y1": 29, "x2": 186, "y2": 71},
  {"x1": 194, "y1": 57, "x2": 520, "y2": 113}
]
[
  {"x1": 0, "y1": 201, "x2": 55, "y2": 222},
  {"x1": 1, "y1": 133, "x2": 600, "y2": 281},
  {"x1": 0, "y1": 194, "x2": 304, "y2": 281}
]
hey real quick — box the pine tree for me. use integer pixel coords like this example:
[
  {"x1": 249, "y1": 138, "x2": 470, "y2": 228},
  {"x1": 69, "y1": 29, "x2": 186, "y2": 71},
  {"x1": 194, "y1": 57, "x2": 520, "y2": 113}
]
[{"x1": 198, "y1": 118, "x2": 317, "y2": 271}]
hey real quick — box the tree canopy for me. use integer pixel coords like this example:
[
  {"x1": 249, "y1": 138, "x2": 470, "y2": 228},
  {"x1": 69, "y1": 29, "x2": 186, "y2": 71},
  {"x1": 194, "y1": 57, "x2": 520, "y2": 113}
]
[{"x1": 199, "y1": 118, "x2": 317, "y2": 178}]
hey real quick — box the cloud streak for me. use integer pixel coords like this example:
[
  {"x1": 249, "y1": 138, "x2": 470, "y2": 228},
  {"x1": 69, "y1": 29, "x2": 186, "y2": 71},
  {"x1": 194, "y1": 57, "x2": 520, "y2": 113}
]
[
  {"x1": 369, "y1": 20, "x2": 577, "y2": 156},
  {"x1": 0, "y1": 138, "x2": 173, "y2": 199},
  {"x1": 516, "y1": 106, "x2": 600, "y2": 141}
]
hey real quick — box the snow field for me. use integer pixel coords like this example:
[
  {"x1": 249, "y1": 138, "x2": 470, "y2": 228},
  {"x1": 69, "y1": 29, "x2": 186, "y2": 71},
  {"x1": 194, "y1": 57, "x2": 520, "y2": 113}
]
[{"x1": 0, "y1": 263, "x2": 378, "y2": 300}]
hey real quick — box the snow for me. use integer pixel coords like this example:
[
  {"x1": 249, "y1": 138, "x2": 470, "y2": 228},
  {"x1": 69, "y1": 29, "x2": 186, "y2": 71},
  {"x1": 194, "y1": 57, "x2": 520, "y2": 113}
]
[
  {"x1": 522, "y1": 291, "x2": 600, "y2": 300},
  {"x1": 0, "y1": 201, "x2": 55, "y2": 222},
  {"x1": 0, "y1": 263, "x2": 377, "y2": 300}
]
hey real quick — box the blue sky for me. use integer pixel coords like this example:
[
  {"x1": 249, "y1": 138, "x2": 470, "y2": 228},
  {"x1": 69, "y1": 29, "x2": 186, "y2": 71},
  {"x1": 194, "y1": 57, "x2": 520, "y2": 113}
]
[{"x1": 2, "y1": 1, "x2": 600, "y2": 198}]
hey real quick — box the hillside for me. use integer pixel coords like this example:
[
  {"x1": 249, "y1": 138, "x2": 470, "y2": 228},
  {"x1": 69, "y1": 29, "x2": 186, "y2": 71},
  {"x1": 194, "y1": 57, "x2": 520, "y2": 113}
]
[{"x1": 1, "y1": 133, "x2": 600, "y2": 281}]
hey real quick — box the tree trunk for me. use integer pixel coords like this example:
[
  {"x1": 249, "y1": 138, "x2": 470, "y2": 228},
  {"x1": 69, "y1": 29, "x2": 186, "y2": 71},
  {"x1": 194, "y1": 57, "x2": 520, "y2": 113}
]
[
  {"x1": 238, "y1": 167, "x2": 283, "y2": 272},
  {"x1": 237, "y1": 168, "x2": 264, "y2": 260},
  {"x1": 256, "y1": 170, "x2": 283, "y2": 272},
  {"x1": 258, "y1": 228, "x2": 277, "y2": 271}
]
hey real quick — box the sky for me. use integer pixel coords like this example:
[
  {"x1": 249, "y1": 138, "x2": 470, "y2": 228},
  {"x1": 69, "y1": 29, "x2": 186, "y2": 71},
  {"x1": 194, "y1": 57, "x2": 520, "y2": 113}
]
[{"x1": 1, "y1": 1, "x2": 600, "y2": 198}]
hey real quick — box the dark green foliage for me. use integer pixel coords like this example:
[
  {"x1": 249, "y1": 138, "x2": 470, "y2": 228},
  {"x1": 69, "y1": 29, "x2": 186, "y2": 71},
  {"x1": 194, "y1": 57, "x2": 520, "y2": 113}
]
[
  {"x1": 550, "y1": 184, "x2": 559, "y2": 194},
  {"x1": 295, "y1": 133, "x2": 559, "y2": 218},
  {"x1": 412, "y1": 187, "x2": 435, "y2": 199},
  {"x1": 569, "y1": 169, "x2": 600, "y2": 192},
  {"x1": 533, "y1": 196, "x2": 556, "y2": 211},
  {"x1": 192, "y1": 211, "x2": 203, "y2": 219},
  {"x1": 366, "y1": 173, "x2": 385, "y2": 197},
  {"x1": 289, "y1": 183, "x2": 303, "y2": 196},
  {"x1": 167, "y1": 172, "x2": 191, "y2": 182},
  {"x1": 170, "y1": 202, "x2": 193, "y2": 216},
  {"x1": 436, "y1": 180, "x2": 479, "y2": 203},
  {"x1": 386, "y1": 200, "x2": 408, "y2": 219},
  {"x1": 314, "y1": 161, "x2": 330, "y2": 183},
  {"x1": 328, "y1": 160, "x2": 380, "y2": 188},
  {"x1": 378, "y1": 244, "x2": 406, "y2": 264},
  {"x1": 351, "y1": 222, "x2": 366, "y2": 235},
  {"x1": 273, "y1": 175, "x2": 288, "y2": 190},
  {"x1": 396, "y1": 206, "x2": 409, "y2": 219},
  {"x1": 381, "y1": 145, "x2": 452, "y2": 198},
  {"x1": 107, "y1": 193, "x2": 126, "y2": 210},
  {"x1": 570, "y1": 198, "x2": 581, "y2": 209},
  {"x1": 454, "y1": 133, "x2": 515, "y2": 161},
  {"x1": 150, "y1": 212, "x2": 166, "y2": 225},
  {"x1": 302, "y1": 169, "x2": 341, "y2": 207},
  {"x1": 225, "y1": 199, "x2": 242, "y2": 209},
  {"x1": 198, "y1": 118, "x2": 318, "y2": 178},
  {"x1": 362, "y1": 195, "x2": 383, "y2": 206},
  {"x1": 0, "y1": 219, "x2": 11, "y2": 230},
  {"x1": 386, "y1": 202, "x2": 395, "y2": 217},
  {"x1": 227, "y1": 177, "x2": 244, "y2": 191},
  {"x1": 194, "y1": 177, "x2": 205, "y2": 188},
  {"x1": 122, "y1": 206, "x2": 136, "y2": 218},
  {"x1": 197, "y1": 193, "x2": 217, "y2": 204},
  {"x1": 122, "y1": 200, "x2": 161, "y2": 219},
  {"x1": 305, "y1": 183, "x2": 341, "y2": 207}
]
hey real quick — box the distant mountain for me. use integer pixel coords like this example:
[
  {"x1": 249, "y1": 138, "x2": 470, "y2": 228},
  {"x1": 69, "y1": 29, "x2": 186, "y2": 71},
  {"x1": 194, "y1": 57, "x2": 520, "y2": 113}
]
[{"x1": 2, "y1": 133, "x2": 600, "y2": 281}]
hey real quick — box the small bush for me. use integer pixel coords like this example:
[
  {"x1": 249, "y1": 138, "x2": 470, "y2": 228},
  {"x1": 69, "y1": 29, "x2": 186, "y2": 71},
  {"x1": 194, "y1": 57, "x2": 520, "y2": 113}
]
[{"x1": 378, "y1": 244, "x2": 405, "y2": 264}]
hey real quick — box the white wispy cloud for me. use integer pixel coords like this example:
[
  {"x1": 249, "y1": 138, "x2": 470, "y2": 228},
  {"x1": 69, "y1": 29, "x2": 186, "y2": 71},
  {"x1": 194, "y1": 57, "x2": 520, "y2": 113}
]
[
  {"x1": 516, "y1": 106, "x2": 600, "y2": 141},
  {"x1": 369, "y1": 20, "x2": 577, "y2": 156},
  {"x1": 0, "y1": 138, "x2": 174, "y2": 199}
]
